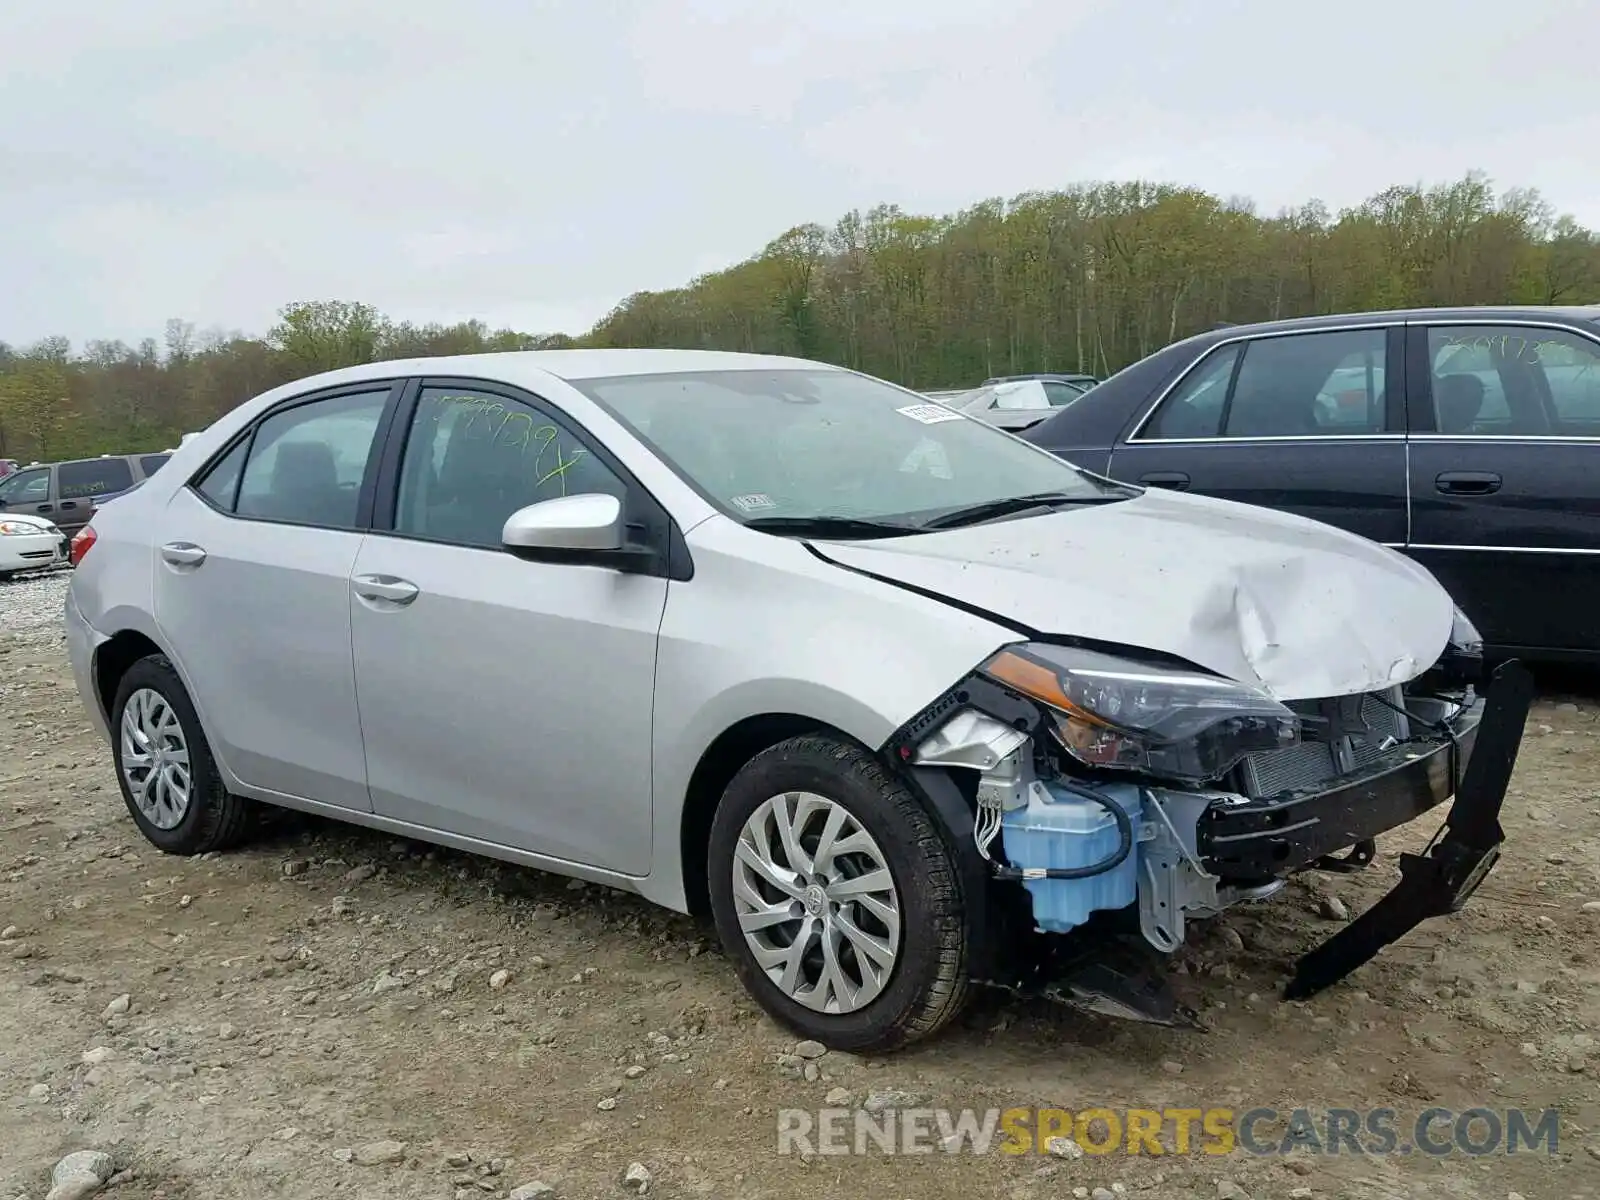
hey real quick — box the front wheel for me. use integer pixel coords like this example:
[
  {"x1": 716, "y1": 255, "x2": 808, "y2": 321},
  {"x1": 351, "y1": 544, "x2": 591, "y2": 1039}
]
[
  {"x1": 111, "y1": 654, "x2": 257, "y2": 855},
  {"x1": 707, "y1": 734, "x2": 969, "y2": 1052}
]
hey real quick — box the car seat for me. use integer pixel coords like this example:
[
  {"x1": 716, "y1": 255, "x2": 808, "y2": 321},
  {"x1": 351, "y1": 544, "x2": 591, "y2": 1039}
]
[
  {"x1": 255, "y1": 441, "x2": 347, "y2": 526},
  {"x1": 1225, "y1": 383, "x2": 1321, "y2": 437},
  {"x1": 1434, "y1": 374, "x2": 1485, "y2": 434}
]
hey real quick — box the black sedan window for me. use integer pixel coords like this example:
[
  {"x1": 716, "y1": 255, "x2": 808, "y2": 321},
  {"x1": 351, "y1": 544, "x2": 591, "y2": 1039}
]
[{"x1": 1142, "y1": 330, "x2": 1389, "y2": 440}]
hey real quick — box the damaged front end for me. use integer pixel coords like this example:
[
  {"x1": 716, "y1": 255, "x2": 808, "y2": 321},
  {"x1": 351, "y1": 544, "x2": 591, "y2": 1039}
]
[{"x1": 889, "y1": 613, "x2": 1534, "y2": 1026}]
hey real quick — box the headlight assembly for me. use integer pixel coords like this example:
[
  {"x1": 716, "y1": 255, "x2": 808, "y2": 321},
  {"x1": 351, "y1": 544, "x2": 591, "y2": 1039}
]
[
  {"x1": 980, "y1": 642, "x2": 1300, "y2": 784},
  {"x1": 0, "y1": 521, "x2": 47, "y2": 537}
]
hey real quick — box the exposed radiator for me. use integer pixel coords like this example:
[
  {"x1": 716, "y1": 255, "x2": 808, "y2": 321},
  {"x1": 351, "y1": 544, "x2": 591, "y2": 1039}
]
[{"x1": 1236, "y1": 687, "x2": 1410, "y2": 798}]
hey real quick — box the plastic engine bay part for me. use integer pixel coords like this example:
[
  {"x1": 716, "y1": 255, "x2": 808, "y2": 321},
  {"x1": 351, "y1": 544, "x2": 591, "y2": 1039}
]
[
  {"x1": 908, "y1": 705, "x2": 1216, "y2": 1027},
  {"x1": 910, "y1": 708, "x2": 1248, "y2": 949}
]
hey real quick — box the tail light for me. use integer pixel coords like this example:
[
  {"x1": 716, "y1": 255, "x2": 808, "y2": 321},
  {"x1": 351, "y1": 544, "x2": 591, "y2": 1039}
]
[{"x1": 69, "y1": 525, "x2": 97, "y2": 566}]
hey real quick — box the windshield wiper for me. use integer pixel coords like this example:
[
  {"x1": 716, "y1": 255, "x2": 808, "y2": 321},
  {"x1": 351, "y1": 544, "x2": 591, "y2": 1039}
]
[
  {"x1": 744, "y1": 515, "x2": 922, "y2": 539},
  {"x1": 920, "y1": 490, "x2": 1126, "y2": 530}
]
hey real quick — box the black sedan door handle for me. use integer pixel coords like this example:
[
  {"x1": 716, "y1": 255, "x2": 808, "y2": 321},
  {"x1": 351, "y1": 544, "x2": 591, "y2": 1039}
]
[
  {"x1": 1138, "y1": 471, "x2": 1191, "y2": 490},
  {"x1": 1435, "y1": 471, "x2": 1502, "y2": 496}
]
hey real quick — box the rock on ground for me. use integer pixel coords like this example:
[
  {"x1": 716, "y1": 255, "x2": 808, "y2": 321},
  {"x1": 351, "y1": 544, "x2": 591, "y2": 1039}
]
[{"x1": 45, "y1": 1150, "x2": 115, "y2": 1200}]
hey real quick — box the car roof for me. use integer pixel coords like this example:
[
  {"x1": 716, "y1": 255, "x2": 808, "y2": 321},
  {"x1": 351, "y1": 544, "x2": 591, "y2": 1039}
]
[
  {"x1": 253, "y1": 348, "x2": 837, "y2": 399},
  {"x1": 1182, "y1": 304, "x2": 1600, "y2": 340}
]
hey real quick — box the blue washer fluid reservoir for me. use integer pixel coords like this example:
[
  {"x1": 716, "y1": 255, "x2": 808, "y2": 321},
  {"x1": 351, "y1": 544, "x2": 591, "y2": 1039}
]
[{"x1": 1000, "y1": 781, "x2": 1142, "y2": 933}]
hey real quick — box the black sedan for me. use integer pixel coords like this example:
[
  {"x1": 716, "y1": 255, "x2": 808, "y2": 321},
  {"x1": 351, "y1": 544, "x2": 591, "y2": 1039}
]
[{"x1": 1022, "y1": 305, "x2": 1600, "y2": 664}]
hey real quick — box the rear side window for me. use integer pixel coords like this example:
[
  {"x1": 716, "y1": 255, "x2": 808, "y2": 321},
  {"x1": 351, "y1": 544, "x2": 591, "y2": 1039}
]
[
  {"x1": 233, "y1": 390, "x2": 390, "y2": 528},
  {"x1": 193, "y1": 438, "x2": 251, "y2": 512},
  {"x1": 139, "y1": 454, "x2": 170, "y2": 476},
  {"x1": 1223, "y1": 330, "x2": 1388, "y2": 437},
  {"x1": 1143, "y1": 345, "x2": 1240, "y2": 438},
  {"x1": 57, "y1": 458, "x2": 135, "y2": 500},
  {"x1": 1141, "y1": 330, "x2": 1390, "y2": 440}
]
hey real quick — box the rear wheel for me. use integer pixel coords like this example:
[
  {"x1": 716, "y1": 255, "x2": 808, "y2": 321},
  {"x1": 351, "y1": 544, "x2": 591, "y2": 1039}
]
[
  {"x1": 707, "y1": 734, "x2": 969, "y2": 1052},
  {"x1": 111, "y1": 654, "x2": 257, "y2": 855}
]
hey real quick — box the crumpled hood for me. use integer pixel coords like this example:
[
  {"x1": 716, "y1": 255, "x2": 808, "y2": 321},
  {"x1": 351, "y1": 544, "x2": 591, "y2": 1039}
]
[{"x1": 813, "y1": 489, "x2": 1455, "y2": 701}]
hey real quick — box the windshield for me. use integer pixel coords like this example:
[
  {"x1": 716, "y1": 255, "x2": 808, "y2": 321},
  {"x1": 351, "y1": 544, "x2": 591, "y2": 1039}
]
[{"x1": 574, "y1": 368, "x2": 1121, "y2": 527}]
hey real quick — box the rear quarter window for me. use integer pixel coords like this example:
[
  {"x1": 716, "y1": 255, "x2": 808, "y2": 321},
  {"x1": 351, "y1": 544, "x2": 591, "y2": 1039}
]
[
  {"x1": 57, "y1": 458, "x2": 136, "y2": 500},
  {"x1": 139, "y1": 454, "x2": 170, "y2": 476}
]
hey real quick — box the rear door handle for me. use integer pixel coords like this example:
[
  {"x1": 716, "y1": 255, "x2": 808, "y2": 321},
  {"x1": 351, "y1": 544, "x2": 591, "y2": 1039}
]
[
  {"x1": 59, "y1": 500, "x2": 78, "y2": 510},
  {"x1": 1435, "y1": 471, "x2": 1502, "y2": 496},
  {"x1": 353, "y1": 574, "x2": 420, "y2": 606},
  {"x1": 35, "y1": 504, "x2": 53, "y2": 513},
  {"x1": 1138, "y1": 471, "x2": 1191, "y2": 490},
  {"x1": 160, "y1": 541, "x2": 208, "y2": 567}
]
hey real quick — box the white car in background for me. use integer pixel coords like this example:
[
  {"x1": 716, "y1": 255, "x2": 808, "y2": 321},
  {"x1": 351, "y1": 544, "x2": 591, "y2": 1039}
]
[
  {"x1": 0, "y1": 512, "x2": 69, "y2": 581},
  {"x1": 942, "y1": 378, "x2": 1084, "y2": 432}
]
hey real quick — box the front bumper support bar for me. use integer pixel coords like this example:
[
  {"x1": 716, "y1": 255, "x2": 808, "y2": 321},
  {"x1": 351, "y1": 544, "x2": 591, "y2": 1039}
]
[{"x1": 1283, "y1": 660, "x2": 1535, "y2": 1000}]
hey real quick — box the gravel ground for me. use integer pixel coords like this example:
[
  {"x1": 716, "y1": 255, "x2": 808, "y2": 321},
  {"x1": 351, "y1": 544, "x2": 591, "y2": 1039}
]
[
  {"x1": 2, "y1": 572, "x2": 1599, "y2": 1199},
  {"x1": 0, "y1": 568, "x2": 72, "y2": 635}
]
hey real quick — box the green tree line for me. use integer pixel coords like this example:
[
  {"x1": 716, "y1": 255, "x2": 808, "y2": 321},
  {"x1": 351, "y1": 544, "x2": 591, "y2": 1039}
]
[{"x1": 3, "y1": 172, "x2": 1597, "y2": 463}]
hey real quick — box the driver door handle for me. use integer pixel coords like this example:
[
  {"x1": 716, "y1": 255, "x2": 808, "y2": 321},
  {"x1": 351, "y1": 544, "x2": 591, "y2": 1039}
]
[
  {"x1": 160, "y1": 541, "x2": 208, "y2": 567},
  {"x1": 1138, "y1": 471, "x2": 1191, "y2": 490},
  {"x1": 353, "y1": 574, "x2": 420, "y2": 606}
]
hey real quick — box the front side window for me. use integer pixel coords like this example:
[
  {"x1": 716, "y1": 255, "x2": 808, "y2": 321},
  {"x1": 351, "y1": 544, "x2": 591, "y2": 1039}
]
[
  {"x1": 1427, "y1": 326, "x2": 1600, "y2": 435},
  {"x1": 0, "y1": 467, "x2": 50, "y2": 505},
  {"x1": 233, "y1": 390, "x2": 390, "y2": 528},
  {"x1": 57, "y1": 458, "x2": 135, "y2": 500},
  {"x1": 574, "y1": 368, "x2": 1121, "y2": 528},
  {"x1": 393, "y1": 387, "x2": 626, "y2": 548}
]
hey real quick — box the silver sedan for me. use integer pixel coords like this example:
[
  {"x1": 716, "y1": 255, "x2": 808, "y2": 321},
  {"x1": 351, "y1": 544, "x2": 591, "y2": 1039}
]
[{"x1": 63, "y1": 349, "x2": 1505, "y2": 1051}]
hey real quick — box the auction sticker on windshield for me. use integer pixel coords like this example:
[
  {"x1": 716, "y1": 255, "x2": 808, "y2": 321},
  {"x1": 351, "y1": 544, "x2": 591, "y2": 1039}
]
[
  {"x1": 896, "y1": 403, "x2": 965, "y2": 424},
  {"x1": 731, "y1": 493, "x2": 778, "y2": 512}
]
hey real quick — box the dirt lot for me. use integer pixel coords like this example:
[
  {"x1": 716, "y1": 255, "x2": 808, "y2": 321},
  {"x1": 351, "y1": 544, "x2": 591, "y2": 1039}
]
[{"x1": 3, "y1": 571, "x2": 1598, "y2": 1200}]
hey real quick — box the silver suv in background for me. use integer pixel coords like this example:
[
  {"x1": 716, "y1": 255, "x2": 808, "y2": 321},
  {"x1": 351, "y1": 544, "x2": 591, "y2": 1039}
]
[{"x1": 62, "y1": 350, "x2": 1525, "y2": 1051}]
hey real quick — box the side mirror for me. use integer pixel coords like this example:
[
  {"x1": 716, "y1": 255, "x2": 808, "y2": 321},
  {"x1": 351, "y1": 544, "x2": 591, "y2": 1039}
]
[
  {"x1": 501, "y1": 493, "x2": 657, "y2": 573},
  {"x1": 502, "y1": 493, "x2": 624, "y2": 553}
]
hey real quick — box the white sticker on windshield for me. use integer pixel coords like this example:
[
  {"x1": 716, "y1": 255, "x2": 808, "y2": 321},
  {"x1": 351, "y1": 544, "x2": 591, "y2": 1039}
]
[
  {"x1": 730, "y1": 493, "x2": 777, "y2": 512},
  {"x1": 895, "y1": 403, "x2": 964, "y2": 424}
]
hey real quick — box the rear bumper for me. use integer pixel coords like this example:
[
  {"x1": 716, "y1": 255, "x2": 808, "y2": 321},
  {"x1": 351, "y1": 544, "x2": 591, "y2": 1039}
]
[{"x1": 1198, "y1": 696, "x2": 1485, "y2": 880}]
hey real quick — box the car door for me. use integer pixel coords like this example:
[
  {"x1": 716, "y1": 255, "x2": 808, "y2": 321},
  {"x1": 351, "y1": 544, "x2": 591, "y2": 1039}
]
[
  {"x1": 348, "y1": 380, "x2": 668, "y2": 874},
  {"x1": 0, "y1": 466, "x2": 53, "y2": 519},
  {"x1": 1404, "y1": 321, "x2": 1600, "y2": 658},
  {"x1": 1105, "y1": 326, "x2": 1409, "y2": 545},
  {"x1": 153, "y1": 383, "x2": 399, "y2": 810}
]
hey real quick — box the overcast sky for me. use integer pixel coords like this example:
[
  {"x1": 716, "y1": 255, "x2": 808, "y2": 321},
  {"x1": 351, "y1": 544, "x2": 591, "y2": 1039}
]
[{"x1": 2, "y1": 0, "x2": 1595, "y2": 347}]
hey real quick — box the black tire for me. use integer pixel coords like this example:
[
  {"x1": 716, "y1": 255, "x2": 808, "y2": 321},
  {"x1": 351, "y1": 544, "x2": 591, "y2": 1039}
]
[
  {"x1": 707, "y1": 734, "x2": 969, "y2": 1053},
  {"x1": 110, "y1": 654, "x2": 257, "y2": 855}
]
